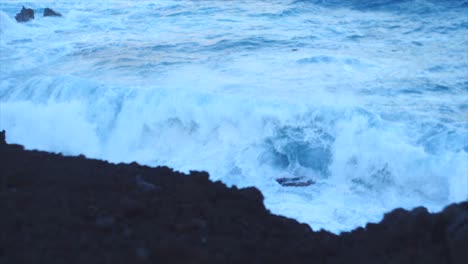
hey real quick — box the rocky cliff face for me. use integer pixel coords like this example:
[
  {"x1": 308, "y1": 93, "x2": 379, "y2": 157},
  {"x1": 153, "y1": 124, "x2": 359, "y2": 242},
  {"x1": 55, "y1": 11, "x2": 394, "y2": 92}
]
[{"x1": 0, "y1": 131, "x2": 466, "y2": 264}]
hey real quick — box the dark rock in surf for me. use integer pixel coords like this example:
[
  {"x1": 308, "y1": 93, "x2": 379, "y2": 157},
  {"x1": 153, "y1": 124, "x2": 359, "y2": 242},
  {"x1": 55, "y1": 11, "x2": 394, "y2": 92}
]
[
  {"x1": 43, "y1": 8, "x2": 62, "y2": 17},
  {"x1": 15, "y1": 6, "x2": 34, "y2": 23},
  {"x1": 276, "y1": 177, "x2": 315, "y2": 187}
]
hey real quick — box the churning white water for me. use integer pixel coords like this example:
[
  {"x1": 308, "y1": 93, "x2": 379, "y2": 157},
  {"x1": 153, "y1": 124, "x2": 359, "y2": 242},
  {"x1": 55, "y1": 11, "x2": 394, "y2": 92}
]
[{"x1": 1, "y1": 0, "x2": 467, "y2": 233}]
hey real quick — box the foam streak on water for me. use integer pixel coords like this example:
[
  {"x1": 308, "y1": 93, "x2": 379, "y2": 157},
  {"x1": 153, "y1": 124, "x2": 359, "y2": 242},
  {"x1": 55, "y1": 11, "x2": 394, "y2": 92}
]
[{"x1": 1, "y1": 0, "x2": 467, "y2": 233}]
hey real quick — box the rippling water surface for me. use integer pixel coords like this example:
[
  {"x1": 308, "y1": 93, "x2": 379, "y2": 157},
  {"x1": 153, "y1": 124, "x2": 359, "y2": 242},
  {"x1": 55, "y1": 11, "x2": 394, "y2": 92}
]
[{"x1": 1, "y1": 0, "x2": 467, "y2": 232}]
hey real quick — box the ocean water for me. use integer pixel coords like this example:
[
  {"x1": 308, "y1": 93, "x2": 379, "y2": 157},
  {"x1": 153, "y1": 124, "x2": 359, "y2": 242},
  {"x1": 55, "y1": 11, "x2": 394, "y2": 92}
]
[{"x1": 0, "y1": 0, "x2": 467, "y2": 233}]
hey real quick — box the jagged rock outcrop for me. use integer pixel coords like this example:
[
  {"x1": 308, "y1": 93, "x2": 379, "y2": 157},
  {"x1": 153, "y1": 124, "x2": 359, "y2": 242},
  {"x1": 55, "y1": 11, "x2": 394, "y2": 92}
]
[
  {"x1": 15, "y1": 6, "x2": 34, "y2": 23},
  {"x1": 43, "y1": 8, "x2": 62, "y2": 17},
  {"x1": 0, "y1": 130, "x2": 466, "y2": 264}
]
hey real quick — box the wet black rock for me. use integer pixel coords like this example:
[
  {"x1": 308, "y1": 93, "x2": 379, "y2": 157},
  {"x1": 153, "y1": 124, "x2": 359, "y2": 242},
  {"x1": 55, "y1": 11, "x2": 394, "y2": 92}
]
[
  {"x1": 43, "y1": 8, "x2": 62, "y2": 17},
  {"x1": 15, "y1": 6, "x2": 34, "y2": 23},
  {"x1": 276, "y1": 176, "x2": 315, "y2": 187}
]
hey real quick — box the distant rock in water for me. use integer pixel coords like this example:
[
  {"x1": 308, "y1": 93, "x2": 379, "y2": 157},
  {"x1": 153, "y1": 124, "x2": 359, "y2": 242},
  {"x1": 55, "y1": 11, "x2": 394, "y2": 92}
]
[
  {"x1": 15, "y1": 6, "x2": 34, "y2": 22},
  {"x1": 44, "y1": 8, "x2": 62, "y2": 17}
]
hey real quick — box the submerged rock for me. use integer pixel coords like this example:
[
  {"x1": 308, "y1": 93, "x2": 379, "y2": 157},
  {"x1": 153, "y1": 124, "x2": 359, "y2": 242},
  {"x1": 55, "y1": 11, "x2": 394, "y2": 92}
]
[
  {"x1": 43, "y1": 8, "x2": 62, "y2": 17},
  {"x1": 15, "y1": 6, "x2": 34, "y2": 23}
]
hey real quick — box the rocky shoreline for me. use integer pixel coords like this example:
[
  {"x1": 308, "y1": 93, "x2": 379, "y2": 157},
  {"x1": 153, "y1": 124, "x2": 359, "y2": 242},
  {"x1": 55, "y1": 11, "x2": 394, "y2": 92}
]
[{"x1": 0, "y1": 131, "x2": 466, "y2": 263}]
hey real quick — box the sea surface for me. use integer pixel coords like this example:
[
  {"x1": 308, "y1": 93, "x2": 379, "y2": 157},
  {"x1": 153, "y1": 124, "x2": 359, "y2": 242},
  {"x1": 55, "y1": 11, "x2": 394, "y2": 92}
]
[{"x1": 1, "y1": 0, "x2": 467, "y2": 233}]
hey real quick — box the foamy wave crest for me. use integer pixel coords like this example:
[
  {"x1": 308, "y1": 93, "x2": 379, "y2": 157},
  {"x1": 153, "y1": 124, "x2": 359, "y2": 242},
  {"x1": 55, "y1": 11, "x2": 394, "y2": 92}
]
[{"x1": 0, "y1": 10, "x2": 23, "y2": 36}]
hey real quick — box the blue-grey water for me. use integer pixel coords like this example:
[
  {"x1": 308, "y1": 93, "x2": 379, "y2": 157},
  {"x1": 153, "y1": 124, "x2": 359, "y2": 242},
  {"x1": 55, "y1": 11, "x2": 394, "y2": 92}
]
[{"x1": 1, "y1": 0, "x2": 467, "y2": 233}]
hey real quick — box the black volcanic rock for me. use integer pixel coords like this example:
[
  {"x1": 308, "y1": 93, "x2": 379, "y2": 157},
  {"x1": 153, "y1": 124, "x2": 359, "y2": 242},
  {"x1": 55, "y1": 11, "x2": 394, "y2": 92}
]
[
  {"x1": 43, "y1": 8, "x2": 61, "y2": 17},
  {"x1": 15, "y1": 6, "x2": 34, "y2": 23},
  {"x1": 443, "y1": 203, "x2": 468, "y2": 262},
  {"x1": 0, "y1": 131, "x2": 466, "y2": 264},
  {"x1": 0, "y1": 130, "x2": 5, "y2": 145}
]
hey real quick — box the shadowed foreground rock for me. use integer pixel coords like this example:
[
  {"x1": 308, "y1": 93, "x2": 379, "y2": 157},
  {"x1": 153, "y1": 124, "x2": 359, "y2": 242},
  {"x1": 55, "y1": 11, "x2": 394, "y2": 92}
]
[
  {"x1": 0, "y1": 131, "x2": 466, "y2": 264},
  {"x1": 15, "y1": 6, "x2": 34, "y2": 22}
]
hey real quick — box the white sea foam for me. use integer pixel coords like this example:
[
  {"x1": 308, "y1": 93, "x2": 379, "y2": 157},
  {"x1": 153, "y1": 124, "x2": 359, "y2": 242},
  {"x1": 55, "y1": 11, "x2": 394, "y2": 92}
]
[{"x1": 1, "y1": 0, "x2": 467, "y2": 233}]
